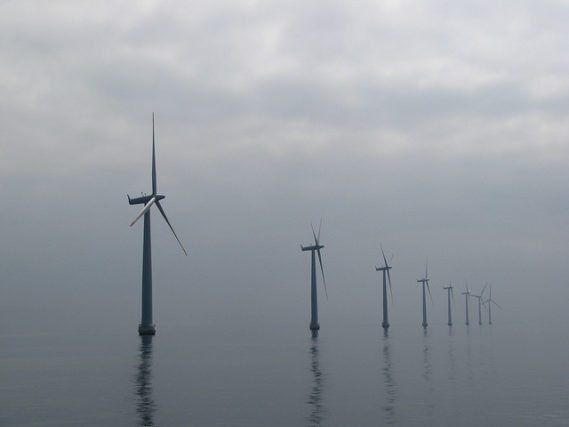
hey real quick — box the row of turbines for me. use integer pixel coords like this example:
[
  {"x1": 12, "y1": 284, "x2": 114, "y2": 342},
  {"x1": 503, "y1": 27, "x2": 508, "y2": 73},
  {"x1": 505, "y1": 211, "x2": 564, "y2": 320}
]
[
  {"x1": 408, "y1": 260, "x2": 501, "y2": 329},
  {"x1": 128, "y1": 115, "x2": 501, "y2": 336},
  {"x1": 303, "y1": 224, "x2": 502, "y2": 332}
]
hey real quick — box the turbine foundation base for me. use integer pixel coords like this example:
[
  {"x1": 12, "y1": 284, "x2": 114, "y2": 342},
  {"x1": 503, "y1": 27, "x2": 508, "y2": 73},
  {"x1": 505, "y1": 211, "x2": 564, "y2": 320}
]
[
  {"x1": 310, "y1": 323, "x2": 320, "y2": 331},
  {"x1": 382, "y1": 322, "x2": 390, "y2": 329},
  {"x1": 138, "y1": 324, "x2": 156, "y2": 336},
  {"x1": 422, "y1": 323, "x2": 428, "y2": 328}
]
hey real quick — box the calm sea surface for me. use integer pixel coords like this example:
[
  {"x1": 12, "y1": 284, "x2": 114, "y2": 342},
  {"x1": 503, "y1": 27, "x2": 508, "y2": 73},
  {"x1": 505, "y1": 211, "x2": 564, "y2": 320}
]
[{"x1": 1, "y1": 319, "x2": 568, "y2": 426}]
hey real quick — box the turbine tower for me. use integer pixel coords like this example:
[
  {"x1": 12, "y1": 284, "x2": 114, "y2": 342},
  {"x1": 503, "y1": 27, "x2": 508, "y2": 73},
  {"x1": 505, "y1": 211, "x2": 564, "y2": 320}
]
[
  {"x1": 470, "y1": 285, "x2": 487, "y2": 326},
  {"x1": 461, "y1": 283, "x2": 471, "y2": 326},
  {"x1": 483, "y1": 284, "x2": 501, "y2": 325},
  {"x1": 128, "y1": 113, "x2": 187, "y2": 336},
  {"x1": 443, "y1": 283, "x2": 454, "y2": 326},
  {"x1": 375, "y1": 245, "x2": 393, "y2": 329},
  {"x1": 301, "y1": 221, "x2": 328, "y2": 332},
  {"x1": 417, "y1": 260, "x2": 432, "y2": 328}
]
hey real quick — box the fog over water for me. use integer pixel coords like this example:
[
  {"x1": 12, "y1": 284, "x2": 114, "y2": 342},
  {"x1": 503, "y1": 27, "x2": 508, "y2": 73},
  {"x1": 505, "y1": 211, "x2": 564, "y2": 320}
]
[{"x1": 1, "y1": 1, "x2": 569, "y2": 425}]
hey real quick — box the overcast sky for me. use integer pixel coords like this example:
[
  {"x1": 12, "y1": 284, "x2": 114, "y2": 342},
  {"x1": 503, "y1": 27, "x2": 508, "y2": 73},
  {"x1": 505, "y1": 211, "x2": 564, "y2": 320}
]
[{"x1": 1, "y1": 1, "x2": 568, "y2": 333}]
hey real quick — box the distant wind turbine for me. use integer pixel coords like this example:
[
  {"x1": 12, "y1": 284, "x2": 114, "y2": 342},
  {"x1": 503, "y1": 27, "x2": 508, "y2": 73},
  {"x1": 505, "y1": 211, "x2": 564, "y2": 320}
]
[
  {"x1": 443, "y1": 283, "x2": 454, "y2": 326},
  {"x1": 301, "y1": 220, "x2": 328, "y2": 332},
  {"x1": 461, "y1": 282, "x2": 472, "y2": 326},
  {"x1": 483, "y1": 284, "x2": 501, "y2": 325},
  {"x1": 375, "y1": 245, "x2": 393, "y2": 329},
  {"x1": 470, "y1": 285, "x2": 487, "y2": 326},
  {"x1": 128, "y1": 113, "x2": 187, "y2": 336},
  {"x1": 417, "y1": 259, "x2": 432, "y2": 328}
]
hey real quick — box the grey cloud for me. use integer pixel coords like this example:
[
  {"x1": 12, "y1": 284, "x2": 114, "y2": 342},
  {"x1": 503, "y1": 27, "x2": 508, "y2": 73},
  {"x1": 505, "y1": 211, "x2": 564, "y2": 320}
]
[{"x1": 1, "y1": 1, "x2": 569, "y2": 334}]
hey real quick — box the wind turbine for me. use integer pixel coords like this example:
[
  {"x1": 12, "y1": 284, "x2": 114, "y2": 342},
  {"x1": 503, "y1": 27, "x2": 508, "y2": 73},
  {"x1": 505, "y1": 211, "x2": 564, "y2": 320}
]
[
  {"x1": 470, "y1": 285, "x2": 487, "y2": 326},
  {"x1": 483, "y1": 284, "x2": 501, "y2": 325},
  {"x1": 128, "y1": 113, "x2": 187, "y2": 336},
  {"x1": 375, "y1": 245, "x2": 393, "y2": 329},
  {"x1": 301, "y1": 220, "x2": 327, "y2": 332},
  {"x1": 417, "y1": 260, "x2": 432, "y2": 328},
  {"x1": 443, "y1": 283, "x2": 454, "y2": 326},
  {"x1": 461, "y1": 282, "x2": 471, "y2": 326}
]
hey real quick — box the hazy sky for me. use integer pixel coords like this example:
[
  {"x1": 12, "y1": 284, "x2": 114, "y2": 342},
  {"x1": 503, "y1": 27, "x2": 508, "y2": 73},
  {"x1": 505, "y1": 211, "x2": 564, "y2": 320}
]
[{"x1": 1, "y1": 1, "x2": 568, "y2": 333}]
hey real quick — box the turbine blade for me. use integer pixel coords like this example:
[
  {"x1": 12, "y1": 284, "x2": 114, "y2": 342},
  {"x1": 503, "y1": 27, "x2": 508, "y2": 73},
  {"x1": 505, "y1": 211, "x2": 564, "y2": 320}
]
[
  {"x1": 481, "y1": 284, "x2": 487, "y2": 298},
  {"x1": 156, "y1": 201, "x2": 187, "y2": 256},
  {"x1": 381, "y1": 245, "x2": 388, "y2": 268},
  {"x1": 130, "y1": 197, "x2": 156, "y2": 227},
  {"x1": 152, "y1": 113, "x2": 157, "y2": 195},
  {"x1": 387, "y1": 268, "x2": 393, "y2": 302},
  {"x1": 427, "y1": 282, "x2": 433, "y2": 304},
  {"x1": 311, "y1": 223, "x2": 318, "y2": 246},
  {"x1": 316, "y1": 248, "x2": 328, "y2": 300},
  {"x1": 425, "y1": 258, "x2": 428, "y2": 279},
  {"x1": 317, "y1": 217, "x2": 322, "y2": 241},
  {"x1": 492, "y1": 300, "x2": 502, "y2": 309},
  {"x1": 425, "y1": 282, "x2": 434, "y2": 304}
]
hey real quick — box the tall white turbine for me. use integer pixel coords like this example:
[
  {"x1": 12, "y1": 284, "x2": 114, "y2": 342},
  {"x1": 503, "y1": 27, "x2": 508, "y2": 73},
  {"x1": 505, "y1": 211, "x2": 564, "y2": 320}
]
[
  {"x1": 128, "y1": 113, "x2": 187, "y2": 335},
  {"x1": 417, "y1": 260, "x2": 432, "y2": 328},
  {"x1": 461, "y1": 282, "x2": 471, "y2": 326},
  {"x1": 375, "y1": 246, "x2": 393, "y2": 329},
  {"x1": 301, "y1": 221, "x2": 328, "y2": 332},
  {"x1": 471, "y1": 285, "x2": 487, "y2": 326},
  {"x1": 483, "y1": 284, "x2": 501, "y2": 325},
  {"x1": 443, "y1": 284, "x2": 454, "y2": 326}
]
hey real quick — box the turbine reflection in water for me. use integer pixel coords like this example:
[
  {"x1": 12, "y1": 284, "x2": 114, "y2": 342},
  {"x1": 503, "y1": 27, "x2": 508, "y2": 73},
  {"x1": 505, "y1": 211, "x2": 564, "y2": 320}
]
[
  {"x1": 381, "y1": 329, "x2": 397, "y2": 425},
  {"x1": 422, "y1": 329, "x2": 432, "y2": 385},
  {"x1": 422, "y1": 330, "x2": 435, "y2": 420},
  {"x1": 448, "y1": 326, "x2": 456, "y2": 383},
  {"x1": 307, "y1": 331, "x2": 325, "y2": 426},
  {"x1": 466, "y1": 324, "x2": 474, "y2": 383},
  {"x1": 136, "y1": 336, "x2": 156, "y2": 426}
]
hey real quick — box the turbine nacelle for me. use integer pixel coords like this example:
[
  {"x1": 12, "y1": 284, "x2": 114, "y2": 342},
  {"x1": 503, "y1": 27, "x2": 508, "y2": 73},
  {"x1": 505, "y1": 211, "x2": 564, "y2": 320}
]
[
  {"x1": 128, "y1": 194, "x2": 165, "y2": 205},
  {"x1": 418, "y1": 280, "x2": 433, "y2": 303},
  {"x1": 301, "y1": 244, "x2": 324, "y2": 252}
]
